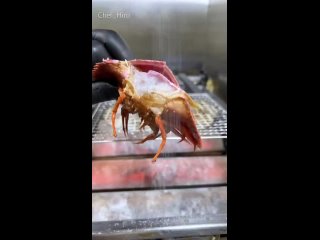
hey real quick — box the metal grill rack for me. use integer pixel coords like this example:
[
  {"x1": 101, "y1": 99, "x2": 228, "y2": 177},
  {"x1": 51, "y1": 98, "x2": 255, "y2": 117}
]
[
  {"x1": 92, "y1": 93, "x2": 227, "y2": 142},
  {"x1": 92, "y1": 93, "x2": 227, "y2": 159}
]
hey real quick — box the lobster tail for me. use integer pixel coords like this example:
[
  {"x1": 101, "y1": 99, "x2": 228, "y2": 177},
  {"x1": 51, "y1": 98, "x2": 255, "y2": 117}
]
[{"x1": 92, "y1": 59, "x2": 130, "y2": 88}]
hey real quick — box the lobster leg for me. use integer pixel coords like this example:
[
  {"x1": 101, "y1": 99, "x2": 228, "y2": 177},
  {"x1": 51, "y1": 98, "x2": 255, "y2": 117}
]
[
  {"x1": 135, "y1": 132, "x2": 158, "y2": 144},
  {"x1": 112, "y1": 89, "x2": 126, "y2": 137},
  {"x1": 139, "y1": 120, "x2": 148, "y2": 130},
  {"x1": 125, "y1": 111, "x2": 129, "y2": 135},
  {"x1": 171, "y1": 128, "x2": 191, "y2": 145},
  {"x1": 152, "y1": 115, "x2": 167, "y2": 162},
  {"x1": 121, "y1": 111, "x2": 125, "y2": 136},
  {"x1": 121, "y1": 108, "x2": 129, "y2": 137}
]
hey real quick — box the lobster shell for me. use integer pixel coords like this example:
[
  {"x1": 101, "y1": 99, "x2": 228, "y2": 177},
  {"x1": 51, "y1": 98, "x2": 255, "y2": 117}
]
[{"x1": 93, "y1": 59, "x2": 202, "y2": 162}]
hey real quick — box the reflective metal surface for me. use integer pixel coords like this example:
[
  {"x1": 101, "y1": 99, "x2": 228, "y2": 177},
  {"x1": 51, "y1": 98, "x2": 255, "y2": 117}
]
[
  {"x1": 92, "y1": 156, "x2": 227, "y2": 190},
  {"x1": 92, "y1": 187, "x2": 227, "y2": 239},
  {"x1": 93, "y1": 215, "x2": 227, "y2": 239},
  {"x1": 92, "y1": 92, "x2": 227, "y2": 238}
]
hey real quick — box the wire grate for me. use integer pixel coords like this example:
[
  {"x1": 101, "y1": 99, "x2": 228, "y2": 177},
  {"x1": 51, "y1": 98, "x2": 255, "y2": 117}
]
[{"x1": 92, "y1": 93, "x2": 227, "y2": 142}]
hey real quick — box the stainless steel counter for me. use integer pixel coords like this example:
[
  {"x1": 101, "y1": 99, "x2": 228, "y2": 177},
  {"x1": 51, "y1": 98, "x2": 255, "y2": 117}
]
[{"x1": 93, "y1": 187, "x2": 227, "y2": 239}]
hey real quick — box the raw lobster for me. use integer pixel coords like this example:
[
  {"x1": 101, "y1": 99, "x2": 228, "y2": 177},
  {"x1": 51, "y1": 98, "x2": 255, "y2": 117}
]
[{"x1": 93, "y1": 59, "x2": 202, "y2": 162}]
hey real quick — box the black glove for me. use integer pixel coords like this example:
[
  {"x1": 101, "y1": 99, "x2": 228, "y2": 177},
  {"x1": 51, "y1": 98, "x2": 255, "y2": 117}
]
[{"x1": 92, "y1": 29, "x2": 134, "y2": 105}]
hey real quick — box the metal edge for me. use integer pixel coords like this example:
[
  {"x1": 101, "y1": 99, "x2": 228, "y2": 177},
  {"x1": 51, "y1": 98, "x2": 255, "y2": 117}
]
[
  {"x1": 92, "y1": 215, "x2": 227, "y2": 239},
  {"x1": 92, "y1": 135, "x2": 226, "y2": 144}
]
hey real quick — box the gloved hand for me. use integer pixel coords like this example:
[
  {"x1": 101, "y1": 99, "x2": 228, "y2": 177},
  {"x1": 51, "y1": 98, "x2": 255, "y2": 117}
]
[{"x1": 92, "y1": 29, "x2": 133, "y2": 105}]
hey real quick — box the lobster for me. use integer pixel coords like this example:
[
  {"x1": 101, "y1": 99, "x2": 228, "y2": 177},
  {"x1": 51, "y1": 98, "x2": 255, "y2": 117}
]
[{"x1": 93, "y1": 59, "x2": 202, "y2": 162}]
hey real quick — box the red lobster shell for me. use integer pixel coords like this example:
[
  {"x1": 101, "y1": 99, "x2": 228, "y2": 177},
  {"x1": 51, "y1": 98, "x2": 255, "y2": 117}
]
[{"x1": 93, "y1": 59, "x2": 202, "y2": 162}]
